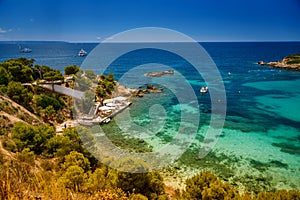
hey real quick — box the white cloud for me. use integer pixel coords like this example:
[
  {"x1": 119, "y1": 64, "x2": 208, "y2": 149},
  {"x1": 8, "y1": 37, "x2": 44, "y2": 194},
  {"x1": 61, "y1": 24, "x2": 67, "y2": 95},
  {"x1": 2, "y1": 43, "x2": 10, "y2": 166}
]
[
  {"x1": 0, "y1": 28, "x2": 12, "y2": 33},
  {"x1": 105, "y1": 36, "x2": 114, "y2": 41},
  {"x1": 96, "y1": 36, "x2": 101, "y2": 40},
  {"x1": 0, "y1": 28, "x2": 7, "y2": 33}
]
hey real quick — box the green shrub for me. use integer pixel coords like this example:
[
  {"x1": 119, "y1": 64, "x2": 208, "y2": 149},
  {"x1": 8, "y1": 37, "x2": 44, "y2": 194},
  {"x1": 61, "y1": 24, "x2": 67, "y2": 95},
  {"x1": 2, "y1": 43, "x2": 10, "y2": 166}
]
[
  {"x1": 107, "y1": 72, "x2": 114, "y2": 82},
  {"x1": 2, "y1": 137, "x2": 17, "y2": 152},
  {"x1": 184, "y1": 171, "x2": 239, "y2": 200},
  {"x1": 287, "y1": 59, "x2": 300, "y2": 65},
  {"x1": 285, "y1": 53, "x2": 300, "y2": 64},
  {"x1": 64, "y1": 65, "x2": 80, "y2": 75},
  {"x1": 0, "y1": 67, "x2": 10, "y2": 85},
  {"x1": 16, "y1": 148, "x2": 35, "y2": 165},
  {"x1": 0, "y1": 127, "x2": 6, "y2": 135},
  {"x1": 61, "y1": 151, "x2": 90, "y2": 172},
  {"x1": 85, "y1": 167, "x2": 109, "y2": 192},
  {"x1": 0, "y1": 85, "x2": 7, "y2": 94},
  {"x1": 43, "y1": 70, "x2": 64, "y2": 81},
  {"x1": 2, "y1": 59, "x2": 34, "y2": 83},
  {"x1": 44, "y1": 135, "x2": 73, "y2": 157},
  {"x1": 85, "y1": 69, "x2": 97, "y2": 80},
  {"x1": 75, "y1": 76, "x2": 92, "y2": 91},
  {"x1": 56, "y1": 113, "x2": 64, "y2": 123},
  {"x1": 58, "y1": 165, "x2": 87, "y2": 191},
  {"x1": 11, "y1": 122, "x2": 55, "y2": 154},
  {"x1": 286, "y1": 53, "x2": 300, "y2": 59},
  {"x1": 201, "y1": 179, "x2": 237, "y2": 200},
  {"x1": 96, "y1": 73, "x2": 116, "y2": 99},
  {"x1": 38, "y1": 95, "x2": 63, "y2": 111},
  {"x1": 6, "y1": 81, "x2": 33, "y2": 109},
  {"x1": 44, "y1": 105, "x2": 55, "y2": 118},
  {"x1": 110, "y1": 157, "x2": 166, "y2": 199},
  {"x1": 11, "y1": 122, "x2": 35, "y2": 152}
]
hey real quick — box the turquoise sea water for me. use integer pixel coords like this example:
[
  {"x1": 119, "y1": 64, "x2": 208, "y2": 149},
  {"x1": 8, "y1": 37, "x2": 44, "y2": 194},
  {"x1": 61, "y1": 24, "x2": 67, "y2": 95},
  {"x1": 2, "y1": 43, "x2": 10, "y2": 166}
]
[{"x1": 1, "y1": 41, "x2": 300, "y2": 190}]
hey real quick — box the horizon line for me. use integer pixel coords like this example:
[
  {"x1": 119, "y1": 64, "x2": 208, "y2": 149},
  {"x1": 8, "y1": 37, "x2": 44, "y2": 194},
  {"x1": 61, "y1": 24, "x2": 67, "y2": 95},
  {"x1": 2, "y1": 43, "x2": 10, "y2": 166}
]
[{"x1": 0, "y1": 40, "x2": 300, "y2": 43}]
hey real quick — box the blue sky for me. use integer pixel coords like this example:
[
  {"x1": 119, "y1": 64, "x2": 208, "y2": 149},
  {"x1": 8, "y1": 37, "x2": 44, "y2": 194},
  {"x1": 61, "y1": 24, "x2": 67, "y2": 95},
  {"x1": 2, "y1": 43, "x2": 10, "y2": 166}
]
[{"x1": 0, "y1": 0, "x2": 300, "y2": 42}]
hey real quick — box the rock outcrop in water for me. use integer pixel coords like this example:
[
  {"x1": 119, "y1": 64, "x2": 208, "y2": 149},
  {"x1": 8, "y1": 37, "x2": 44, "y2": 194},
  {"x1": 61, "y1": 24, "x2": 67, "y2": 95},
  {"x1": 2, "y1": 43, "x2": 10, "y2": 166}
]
[
  {"x1": 132, "y1": 84, "x2": 164, "y2": 97},
  {"x1": 258, "y1": 53, "x2": 300, "y2": 70},
  {"x1": 144, "y1": 70, "x2": 174, "y2": 77}
]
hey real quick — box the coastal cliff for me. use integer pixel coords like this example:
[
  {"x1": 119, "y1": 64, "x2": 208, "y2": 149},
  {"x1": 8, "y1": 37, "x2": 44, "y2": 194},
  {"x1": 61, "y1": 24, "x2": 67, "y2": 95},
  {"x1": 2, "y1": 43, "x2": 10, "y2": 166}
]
[{"x1": 258, "y1": 53, "x2": 300, "y2": 70}]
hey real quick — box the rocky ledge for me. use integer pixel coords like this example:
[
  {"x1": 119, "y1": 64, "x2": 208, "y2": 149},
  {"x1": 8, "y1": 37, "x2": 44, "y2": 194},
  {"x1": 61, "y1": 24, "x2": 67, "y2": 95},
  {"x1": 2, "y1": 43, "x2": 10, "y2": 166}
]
[
  {"x1": 258, "y1": 53, "x2": 300, "y2": 70},
  {"x1": 144, "y1": 70, "x2": 174, "y2": 77},
  {"x1": 132, "y1": 84, "x2": 164, "y2": 97}
]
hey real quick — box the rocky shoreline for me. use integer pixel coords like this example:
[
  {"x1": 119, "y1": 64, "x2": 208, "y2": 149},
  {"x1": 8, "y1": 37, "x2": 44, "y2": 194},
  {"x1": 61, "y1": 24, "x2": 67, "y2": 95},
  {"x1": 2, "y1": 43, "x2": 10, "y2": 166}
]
[{"x1": 258, "y1": 53, "x2": 300, "y2": 70}]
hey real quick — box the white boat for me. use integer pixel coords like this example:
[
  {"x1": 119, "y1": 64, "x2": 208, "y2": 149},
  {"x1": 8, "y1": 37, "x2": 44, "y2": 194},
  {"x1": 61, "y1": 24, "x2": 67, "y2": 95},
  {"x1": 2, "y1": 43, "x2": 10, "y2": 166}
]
[
  {"x1": 103, "y1": 117, "x2": 111, "y2": 124},
  {"x1": 200, "y1": 86, "x2": 208, "y2": 94},
  {"x1": 19, "y1": 45, "x2": 32, "y2": 53},
  {"x1": 78, "y1": 49, "x2": 87, "y2": 56}
]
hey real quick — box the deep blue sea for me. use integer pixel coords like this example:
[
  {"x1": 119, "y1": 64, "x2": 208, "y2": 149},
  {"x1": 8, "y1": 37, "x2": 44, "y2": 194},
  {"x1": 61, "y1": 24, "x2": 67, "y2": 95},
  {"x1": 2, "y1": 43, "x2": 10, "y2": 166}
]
[{"x1": 1, "y1": 41, "x2": 300, "y2": 190}]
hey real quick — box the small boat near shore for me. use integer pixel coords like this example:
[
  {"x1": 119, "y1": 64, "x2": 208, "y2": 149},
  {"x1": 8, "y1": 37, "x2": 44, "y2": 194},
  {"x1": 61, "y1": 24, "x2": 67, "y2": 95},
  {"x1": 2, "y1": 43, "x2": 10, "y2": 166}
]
[
  {"x1": 78, "y1": 49, "x2": 87, "y2": 56},
  {"x1": 200, "y1": 86, "x2": 208, "y2": 95},
  {"x1": 103, "y1": 117, "x2": 111, "y2": 124}
]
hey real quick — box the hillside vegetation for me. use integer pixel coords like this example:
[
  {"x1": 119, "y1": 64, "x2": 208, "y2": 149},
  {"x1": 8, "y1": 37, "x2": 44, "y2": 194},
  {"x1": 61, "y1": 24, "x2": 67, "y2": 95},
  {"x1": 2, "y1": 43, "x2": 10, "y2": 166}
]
[{"x1": 284, "y1": 53, "x2": 300, "y2": 65}]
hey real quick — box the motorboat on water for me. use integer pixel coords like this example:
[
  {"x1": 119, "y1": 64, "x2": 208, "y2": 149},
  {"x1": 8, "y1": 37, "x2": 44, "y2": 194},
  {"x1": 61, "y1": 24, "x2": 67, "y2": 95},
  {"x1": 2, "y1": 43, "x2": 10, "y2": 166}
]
[
  {"x1": 19, "y1": 45, "x2": 32, "y2": 53},
  {"x1": 21, "y1": 48, "x2": 32, "y2": 53},
  {"x1": 78, "y1": 49, "x2": 87, "y2": 56},
  {"x1": 200, "y1": 86, "x2": 208, "y2": 95}
]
